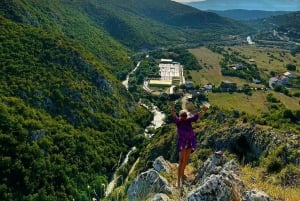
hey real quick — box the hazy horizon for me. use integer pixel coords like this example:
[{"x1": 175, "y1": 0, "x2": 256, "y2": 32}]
[{"x1": 173, "y1": 0, "x2": 300, "y2": 11}]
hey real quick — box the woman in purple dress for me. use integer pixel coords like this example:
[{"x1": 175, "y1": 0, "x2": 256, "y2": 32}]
[{"x1": 170, "y1": 104, "x2": 208, "y2": 188}]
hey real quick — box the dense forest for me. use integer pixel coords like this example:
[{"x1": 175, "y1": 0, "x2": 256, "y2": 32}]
[
  {"x1": 0, "y1": 14, "x2": 151, "y2": 201},
  {"x1": 0, "y1": 0, "x2": 252, "y2": 52}
]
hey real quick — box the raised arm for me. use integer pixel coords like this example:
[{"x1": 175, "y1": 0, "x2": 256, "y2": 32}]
[
  {"x1": 170, "y1": 102, "x2": 177, "y2": 118},
  {"x1": 198, "y1": 104, "x2": 209, "y2": 117}
]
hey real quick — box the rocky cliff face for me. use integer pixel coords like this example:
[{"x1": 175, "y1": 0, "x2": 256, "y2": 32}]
[{"x1": 127, "y1": 155, "x2": 275, "y2": 201}]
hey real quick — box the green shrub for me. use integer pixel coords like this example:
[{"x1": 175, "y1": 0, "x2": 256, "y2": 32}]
[
  {"x1": 262, "y1": 145, "x2": 287, "y2": 173},
  {"x1": 266, "y1": 158, "x2": 284, "y2": 173},
  {"x1": 279, "y1": 164, "x2": 300, "y2": 187}
]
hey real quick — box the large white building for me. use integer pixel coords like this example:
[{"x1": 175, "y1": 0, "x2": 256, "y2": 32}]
[
  {"x1": 159, "y1": 63, "x2": 181, "y2": 80},
  {"x1": 148, "y1": 59, "x2": 184, "y2": 87}
]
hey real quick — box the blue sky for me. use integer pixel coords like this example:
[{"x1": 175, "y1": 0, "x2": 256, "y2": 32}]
[{"x1": 172, "y1": 0, "x2": 300, "y2": 11}]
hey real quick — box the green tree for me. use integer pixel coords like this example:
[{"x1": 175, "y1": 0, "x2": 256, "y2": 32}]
[{"x1": 286, "y1": 63, "x2": 296, "y2": 71}]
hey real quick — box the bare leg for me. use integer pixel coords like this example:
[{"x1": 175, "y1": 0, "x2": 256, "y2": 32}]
[
  {"x1": 181, "y1": 148, "x2": 192, "y2": 180},
  {"x1": 178, "y1": 150, "x2": 184, "y2": 188},
  {"x1": 178, "y1": 148, "x2": 192, "y2": 188},
  {"x1": 182, "y1": 148, "x2": 192, "y2": 176}
]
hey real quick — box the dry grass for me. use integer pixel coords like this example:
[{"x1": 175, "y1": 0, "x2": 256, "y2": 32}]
[
  {"x1": 189, "y1": 46, "x2": 300, "y2": 85},
  {"x1": 241, "y1": 166, "x2": 300, "y2": 201},
  {"x1": 190, "y1": 68, "x2": 258, "y2": 87},
  {"x1": 226, "y1": 46, "x2": 299, "y2": 73},
  {"x1": 188, "y1": 47, "x2": 225, "y2": 86},
  {"x1": 188, "y1": 47, "x2": 267, "y2": 87},
  {"x1": 207, "y1": 91, "x2": 300, "y2": 115},
  {"x1": 224, "y1": 46, "x2": 300, "y2": 82},
  {"x1": 272, "y1": 92, "x2": 300, "y2": 110},
  {"x1": 188, "y1": 47, "x2": 223, "y2": 68},
  {"x1": 206, "y1": 91, "x2": 270, "y2": 115}
]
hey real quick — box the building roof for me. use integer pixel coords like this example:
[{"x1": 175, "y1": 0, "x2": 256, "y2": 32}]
[
  {"x1": 160, "y1": 59, "x2": 173, "y2": 63},
  {"x1": 149, "y1": 80, "x2": 172, "y2": 86}
]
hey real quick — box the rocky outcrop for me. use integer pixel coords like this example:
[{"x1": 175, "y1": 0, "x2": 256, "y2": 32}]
[
  {"x1": 153, "y1": 156, "x2": 172, "y2": 173},
  {"x1": 188, "y1": 153, "x2": 245, "y2": 201},
  {"x1": 127, "y1": 155, "x2": 275, "y2": 201},
  {"x1": 127, "y1": 169, "x2": 172, "y2": 201},
  {"x1": 243, "y1": 190, "x2": 274, "y2": 201}
]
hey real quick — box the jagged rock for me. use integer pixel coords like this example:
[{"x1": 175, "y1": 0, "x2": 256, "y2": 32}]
[
  {"x1": 190, "y1": 154, "x2": 246, "y2": 201},
  {"x1": 243, "y1": 190, "x2": 274, "y2": 201},
  {"x1": 223, "y1": 159, "x2": 240, "y2": 172},
  {"x1": 188, "y1": 174, "x2": 233, "y2": 201},
  {"x1": 127, "y1": 169, "x2": 172, "y2": 201},
  {"x1": 153, "y1": 156, "x2": 171, "y2": 173},
  {"x1": 189, "y1": 154, "x2": 244, "y2": 201},
  {"x1": 127, "y1": 154, "x2": 274, "y2": 201},
  {"x1": 194, "y1": 153, "x2": 227, "y2": 184},
  {"x1": 152, "y1": 193, "x2": 172, "y2": 201}
]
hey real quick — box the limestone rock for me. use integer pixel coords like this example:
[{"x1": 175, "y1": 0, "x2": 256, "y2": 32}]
[
  {"x1": 188, "y1": 174, "x2": 232, "y2": 201},
  {"x1": 127, "y1": 169, "x2": 172, "y2": 201},
  {"x1": 243, "y1": 190, "x2": 274, "y2": 201},
  {"x1": 153, "y1": 156, "x2": 171, "y2": 173},
  {"x1": 152, "y1": 193, "x2": 172, "y2": 201},
  {"x1": 188, "y1": 154, "x2": 244, "y2": 201},
  {"x1": 194, "y1": 152, "x2": 227, "y2": 184},
  {"x1": 127, "y1": 154, "x2": 275, "y2": 201}
]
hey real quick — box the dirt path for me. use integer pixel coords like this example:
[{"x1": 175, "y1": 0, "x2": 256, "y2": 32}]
[{"x1": 181, "y1": 93, "x2": 190, "y2": 110}]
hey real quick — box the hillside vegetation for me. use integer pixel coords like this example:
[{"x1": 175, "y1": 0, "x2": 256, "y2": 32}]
[
  {"x1": 0, "y1": 15, "x2": 152, "y2": 200},
  {"x1": 207, "y1": 10, "x2": 291, "y2": 21},
  {"x1": 265, "y1": 11, "x2": 300, "y2": 40},
  {"x1": 1, "y1": 0, "x2": 300, "y2": 200},
  {"x1": 0, "y1": 0, "x2": 133, "y2": 80},
  {"x1": 246, "y1": 11, "x2": 300, "y2": 43},
  {"x1": 0, "y1": 0, "x2": 252, "y2": 53}
]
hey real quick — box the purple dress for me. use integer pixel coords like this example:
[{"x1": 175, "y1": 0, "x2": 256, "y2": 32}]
[{"x1": 174, "y1": 113, "x2": 199, "y2": 152}]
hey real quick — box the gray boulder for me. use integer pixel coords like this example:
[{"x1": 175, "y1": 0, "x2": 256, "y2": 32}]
[
  {"x1": 188, "y1": 174, "x2": 232, "y2": 201},
  {"x1": 153, "y1": 156, "x2": 172, "y2": 173},
  {"x1": 243, "y1": 190, "x2": 274, "y2": 201},
  {"x1": 127, "y1": 169, "x2": 172, "y2": 201},
  {"x1": 189, "y1": 154, "x2": 246, "y2": 201},
  {"x1": 152, "y1": 193, "x2": 172, "y2": 201},
  {"x1": 127, "y1": 154, "x2": 275, "y2": 201}
]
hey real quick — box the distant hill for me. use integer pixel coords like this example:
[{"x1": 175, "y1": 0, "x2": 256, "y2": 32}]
[
  {"x1": 207, "y1": 10, "x2": 290, "y2": 21},
  {"x1": 75, "y1": 0, "x2": 253, "y2": 48},
  {"x1": 0, "y1": 0, "x2": 251, "y2": 51},
  {"x1": 247, "y1": 11, "x2": 300, "y2": 41},
  {"x1": 264, "y1": 11, "x2": 300, "y2": 34},
  {"x1": 186, "y1": 0, "x2": 300, "y2": 11},
  {"x1": 0, "y1": 0, "x2": 134, "y2": 79}
]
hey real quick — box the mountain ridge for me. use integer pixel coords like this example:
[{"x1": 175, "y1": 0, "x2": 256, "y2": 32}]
[
  {"x1": 186, "y1": 0, "x2": 300, "y2": 11},
  {"x1": 207, "y1": 9, "x2": 291, "y2": 21},
  {"x1": 0, "y1": 0, "x2": 252, "y2": 52}
]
